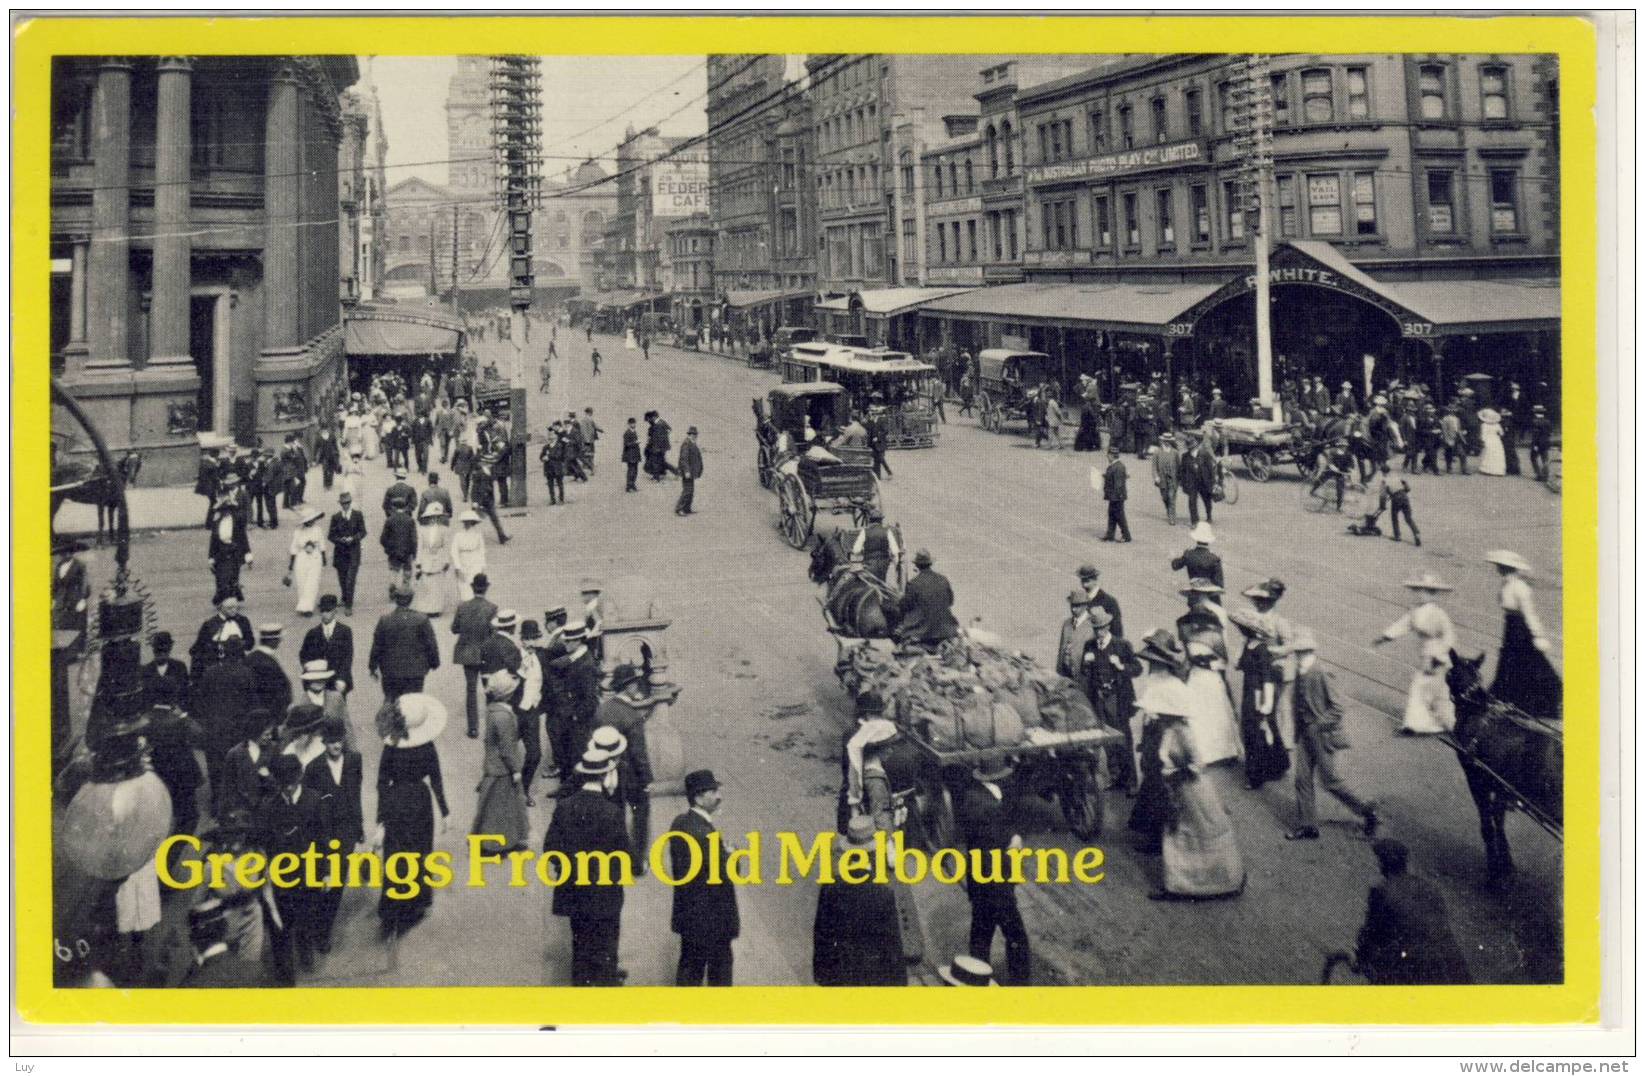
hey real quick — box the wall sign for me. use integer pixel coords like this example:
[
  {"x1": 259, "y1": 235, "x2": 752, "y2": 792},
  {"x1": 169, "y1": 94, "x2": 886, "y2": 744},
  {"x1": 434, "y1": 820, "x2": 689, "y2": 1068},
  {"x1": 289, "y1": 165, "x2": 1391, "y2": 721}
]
[{"x1": 1025, "y1": 139, "x2": 1206, "y2": 186}]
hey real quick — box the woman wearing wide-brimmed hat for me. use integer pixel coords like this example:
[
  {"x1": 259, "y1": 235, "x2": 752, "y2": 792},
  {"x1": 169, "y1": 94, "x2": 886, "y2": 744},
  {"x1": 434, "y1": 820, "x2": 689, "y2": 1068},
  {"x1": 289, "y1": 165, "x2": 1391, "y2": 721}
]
[
  {"x1": 1476, "y1": 407, "x2": 1507, "y2": 476},
  {"x1": 1230, "y1": 609, "x2": 1289, "y2": 789},
  {"x1": 1175, "y1": 579, "x2": 1241, "y2": 766},
  {"x1": 372, "y1": 693, "x2": 450, "y2": 938},
  {"x1": 1128, "y1": 629, "x2": 1194, "y2": 853},
  {"x1": 472, "y1": 670, "x2": 529, "y2": 852},
  {"x1": 1484, "y1": 550, "x2": 1563, "y2": 718},
  {"x1": 411, "y1": 501, "x2": 452, "y2": 617},
  {"x1": 285, "y1": 507, "x2": 328, "y2": 616},
  {"x1": 1374, "y1": 572, "x2": 1459, "y2": 734}
]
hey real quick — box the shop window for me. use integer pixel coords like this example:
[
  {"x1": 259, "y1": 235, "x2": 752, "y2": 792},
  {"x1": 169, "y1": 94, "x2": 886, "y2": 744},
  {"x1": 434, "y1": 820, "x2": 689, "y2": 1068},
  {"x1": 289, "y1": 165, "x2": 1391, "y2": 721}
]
[
  {"x1": 1151, "y1": 97, "x2": 1169, "y2": 144},
  {"x1": 1270, "y1": 73, "x2": 1290, "y2": 125},
  {"x1": 1276, "y1": 175, "x2": 1298, "y2": 237},
  {"x1": 1190, "y1": 184, "x2": 1211, "y2": 243},
  {"x1": 1419, "y1": 64, "x2": 1448, "y2": 120},
  {"x1": 1119, "y1": 105, "x2": 1134, "y2": 149},
  {"x1": 1481, "y1": 65, "x2": 1510, "y2": 120},
  {"x1": 1306, "y1": 173, "x2": 1342, "y2": 234},
  {"x1": 1155, "y1": 188, "x2": 1175, "y2": 248},
  {"x1": 1185, "y1": 89, "x2": 1203, "y2": 138},
  {"x1": 1352, "y1": 172, "x2": 1377, "y2": 235},
  {"x1": 1301, "y1": 68, "x2": 1334, "y2": 123},
  {"x1": 1048, "y1": 121, "x2": 1064, "y2": 161},
  {"x1": 1426, "y1": 170, "x2": 1456, "y2": 233},
  {"x1": 1093, "y1": 194, "x2": 1112, "y2": 248},
  {"x1": 1489, "y1": 169, "x2": 1520, "y2": 232},
  {"x1": 1346, "y1": 67, "x2": 1370, "y2": 120},
  {"x1": 1089, "y1": 109, "x2": 1108, "y2": 153},
  {"x1": 1122, "y1": 191, "x2": 1140, "y2": 247},
  {"x1": 1222, "y1": 180, "x2": 1245, "y2": 240}
]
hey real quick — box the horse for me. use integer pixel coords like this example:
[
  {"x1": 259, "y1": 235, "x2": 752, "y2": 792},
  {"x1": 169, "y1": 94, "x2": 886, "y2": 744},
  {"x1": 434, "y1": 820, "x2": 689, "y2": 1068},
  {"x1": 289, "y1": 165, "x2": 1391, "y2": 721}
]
[
  {"x1": 1445, "y1": 650, "x2": 1563, "y2": 887},
  {"x1": 809, "y1": 529, "x2": 901, "y2": 640}
]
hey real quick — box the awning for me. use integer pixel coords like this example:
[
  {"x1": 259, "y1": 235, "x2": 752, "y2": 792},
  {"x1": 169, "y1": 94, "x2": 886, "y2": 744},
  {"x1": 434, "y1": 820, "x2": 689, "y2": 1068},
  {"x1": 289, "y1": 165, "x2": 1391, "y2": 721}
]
[
  {"x1": 918, "y1": 280, "x2": 1220, "y2": 334},
  {"x1": 816, "y1": 286, "x2": 975, "y2": 319},
  {"x1": 344, "y1": 307, "x2": 465, "y2": 357},
  {"x1": 1379, "y1": 278, "x2": 1561, "y2": 336},
  {"x1": 724, "y1": 288, "x2": 808, "y2": 309}
]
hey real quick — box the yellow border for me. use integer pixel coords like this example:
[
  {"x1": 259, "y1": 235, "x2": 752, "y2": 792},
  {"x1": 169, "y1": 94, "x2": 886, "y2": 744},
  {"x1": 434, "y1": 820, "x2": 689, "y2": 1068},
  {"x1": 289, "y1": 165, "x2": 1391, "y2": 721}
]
[{"x1": 14, "y1": 14, "x2": 1601, "y2": 1027}]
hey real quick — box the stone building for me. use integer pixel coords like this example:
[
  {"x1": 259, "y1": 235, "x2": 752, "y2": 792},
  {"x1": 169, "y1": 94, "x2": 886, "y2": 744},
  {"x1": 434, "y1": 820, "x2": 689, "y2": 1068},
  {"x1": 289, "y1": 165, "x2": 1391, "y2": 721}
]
[{"x1": 51, "y1": 56, "x2": 360, "y2": 483}]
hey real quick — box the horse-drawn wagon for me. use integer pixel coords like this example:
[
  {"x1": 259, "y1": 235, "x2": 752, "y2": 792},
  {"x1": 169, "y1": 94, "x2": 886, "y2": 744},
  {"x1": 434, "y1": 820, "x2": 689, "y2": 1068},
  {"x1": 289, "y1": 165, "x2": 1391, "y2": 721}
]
[
  {"x1": 974, "y1": 348, "x2": 1061, "y2": 436},
  {"x1": 1207, "y1": 416, "x2": 1329, "y2": 482},
  {"x1": 754, "y1": 383, "x2": 880, "y2": 549}
]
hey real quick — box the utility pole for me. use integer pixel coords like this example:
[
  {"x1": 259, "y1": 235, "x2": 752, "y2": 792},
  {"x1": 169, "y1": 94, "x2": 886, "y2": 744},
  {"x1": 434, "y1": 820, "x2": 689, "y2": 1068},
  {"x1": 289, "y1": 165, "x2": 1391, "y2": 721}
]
[
  {"x1": 451, "y1": 205, "x2": 461, "y2": 315},
  {"x1": 489, "y1": 55, "x2": 543, "y2": 507},
  {"x1": 428, "y1": 223, "x2": 438, "y2": 299},
  {"x1": 1230, "y1": 55, "x2": 1277, "y2": 418}
]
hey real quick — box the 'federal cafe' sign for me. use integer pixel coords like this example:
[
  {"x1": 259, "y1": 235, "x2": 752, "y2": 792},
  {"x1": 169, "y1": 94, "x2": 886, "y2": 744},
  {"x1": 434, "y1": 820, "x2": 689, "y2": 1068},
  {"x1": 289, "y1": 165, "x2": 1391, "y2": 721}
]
[{"x1": 1026, "y1": 139, "x2": 1206, "y2": 186}]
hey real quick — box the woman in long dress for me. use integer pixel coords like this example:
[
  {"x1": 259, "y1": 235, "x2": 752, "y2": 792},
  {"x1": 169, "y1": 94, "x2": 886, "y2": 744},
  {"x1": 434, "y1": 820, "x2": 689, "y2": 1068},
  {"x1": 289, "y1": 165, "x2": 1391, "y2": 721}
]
[
  {"x1": 1175, "y1": 580, "x2": 1242, "y2": 766},
  {"x1": 285, "y1": 508, "x2": 327, "y2": 616},
  {"x1": 1230, "y1": 608, "x2": 1288, "y2": 789},
  {"x1": 362, "y1": 404, "x2": 382, "y2": 460},
  {"x1": 1484, "y1": 550, "x2": 1563, "y2": 718},
  {"x1": 342, "y1": 407, "x2": 365, "y2": 458},
  {"x1": 1374, "y1": 572, "x2": 1458, "y2": 734},
  {"x1": 1128, "y1": 629, "x2": 1196, "y2": 854},
  {"x1": 340, "y1": 449, "x2": 365, "y2": 503},
  {"x1": 1153, "y1": 711, "x2": 1247, "y2": 901},
  {"x1": 471, "y1": 671, "x2": 529, "y2": 851},
  {"x1": 449, "y1": 509, "x2": 487, "y2": 601},
  {"x1": 1476, "y1": 407, "x2": 1507, "y2": 476},
  {"x1": 411, "y1": 502, "x2": 451, "y2": 617},
  {"x1": 373, "y1": 694, "x2": 449, "y2": 939}
]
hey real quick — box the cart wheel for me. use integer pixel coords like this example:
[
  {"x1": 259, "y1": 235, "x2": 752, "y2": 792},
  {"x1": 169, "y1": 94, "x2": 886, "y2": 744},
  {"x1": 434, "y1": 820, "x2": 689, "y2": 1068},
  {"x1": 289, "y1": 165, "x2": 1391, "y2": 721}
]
[
  {"x1": 756, "y1": 444, "x2": 773, "y2": 489},
  {"x1": 778, "y1": 479, "x2": 809, "y2": 549},
  {"x1": 978, "y1": 394, "x2": 995, "y2": 432},
  {"x1": 1219, "y1": 469, "x2": 1240, "y2": 505},
  {"x1": 1244, "y1": 448, "x2": 1274, "y2": 482},
  {"x1": 1059, "y1": 756, "x2": 1105, "y2": 840}
]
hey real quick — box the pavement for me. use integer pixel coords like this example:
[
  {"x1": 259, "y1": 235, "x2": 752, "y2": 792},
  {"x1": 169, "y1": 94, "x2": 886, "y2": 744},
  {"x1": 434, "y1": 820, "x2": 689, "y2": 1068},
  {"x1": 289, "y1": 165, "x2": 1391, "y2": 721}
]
[{"x1": 58, "y1": 317, "x2": 1565, "y2": 987}]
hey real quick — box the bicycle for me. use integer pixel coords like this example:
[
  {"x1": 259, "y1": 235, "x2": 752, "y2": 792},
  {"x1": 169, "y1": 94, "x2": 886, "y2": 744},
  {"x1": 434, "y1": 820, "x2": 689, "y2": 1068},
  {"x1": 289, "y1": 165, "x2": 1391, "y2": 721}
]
[
  {"x1": 1213, "y1": 454, "x2": 1241, "y2": 506},
  {"x1": 1299, "y1": 469, "x2": 1366, "y2": 515}
]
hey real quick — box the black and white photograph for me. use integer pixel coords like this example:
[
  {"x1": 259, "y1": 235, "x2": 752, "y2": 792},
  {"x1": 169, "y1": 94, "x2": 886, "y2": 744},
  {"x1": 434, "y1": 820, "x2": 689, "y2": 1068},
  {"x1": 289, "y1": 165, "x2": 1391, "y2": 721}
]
[{"x1": 48, "y1": 45, "x2": 1576, "y2": 997}]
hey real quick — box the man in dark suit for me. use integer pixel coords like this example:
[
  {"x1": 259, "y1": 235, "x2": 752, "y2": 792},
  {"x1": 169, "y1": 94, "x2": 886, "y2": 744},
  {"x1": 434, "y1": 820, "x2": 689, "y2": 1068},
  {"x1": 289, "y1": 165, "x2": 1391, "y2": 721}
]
[
  {"x1": 1101, "y1": 446, "x2": 1132, "y2": 542},
  {"x1": 326, "y1": 492, "x2": 367, "y2": 615},
  {"x1": 1354, "y1": 838, "x2": 1472, "y2": 985},
  {"x1": 451, "y1": 573, "x2": 498, "y2": 737},
  {"x1": 1075, "y1": 565, "x2": 1125, "y2": 640},
  {"x1": 1170, "y1": 523, "x2": 1224, "y2": 589},
  {"x1": 674, "y1": 426, "x2": 704, "y2": 516},
  {"x1": 298, "y1": 594, "x2": 354, "y2": 694},
  {"x1": 1081, "y1": 606, "x2": 1141, "y2": 792},
  {"x1": 207, "y1": 482, "x2": 252, "y2": 602},
  {"x1": 812, "y1": 814, "x2": 906, "y2": 986},
  {"x1": 367, "y1": 586, "x2": 441, "y2": 700},
  {"x1": 417, "y1": 472, "x2": 453, "y2": 520},
  {"x1": 668, "y1": 769, "x2": 740, "y2": 986},
  {"x1": 195, "y1": 629, "x2": 256, "y2": 809},
  {"x1": 217, "y1": 711, "x2": 279, "y2": 820},
  {"x1": 262, "y1": 753, "x2": 326, "y2": 982},
  {"x1": 141, "y1": 631, "x2": 190, "y2": 711},
  {"x1": 620, "y1": 417, "x2": 641, "y2": 492},
  {"x1": 382, "y1": 467, "x2": 418, "y2": 517},
  {"x1": 1179, "y1": 433, "x2": 1218, "y2": 526},
  {"x1": 314, "y1": 427, "x2": 341, "y2": 491},
  {"x1": 896, "y1": 549, "x2": 959, "y2": 649},
  {"x1": 190, "y1": 594, "x2": 254, "y2": 684},
  {"x1": 956, "y1": 765, "x2": 1032, "y2": 985},
  {"x1": 411, "y1": 413, "x2": 435, "y2": 474},
  {"x1": 303, "y1": 717, "x2": 363, "y2": 952},
  {"x1": 543, "y1": 752, "x2": 630, "y2": 986},
  {"x1": 245, "y1": 624, "x2": 293, "y2": 726},
  {"x1": 380, "y1": 504, "x2": 418, "y2": 589}
]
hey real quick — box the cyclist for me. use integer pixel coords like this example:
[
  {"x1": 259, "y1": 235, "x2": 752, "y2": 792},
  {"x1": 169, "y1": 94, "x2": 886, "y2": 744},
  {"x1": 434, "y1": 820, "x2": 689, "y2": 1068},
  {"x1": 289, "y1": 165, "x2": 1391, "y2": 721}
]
[{"x1": 1308, "y1": 436, "x2": 1356, "y2": 511}]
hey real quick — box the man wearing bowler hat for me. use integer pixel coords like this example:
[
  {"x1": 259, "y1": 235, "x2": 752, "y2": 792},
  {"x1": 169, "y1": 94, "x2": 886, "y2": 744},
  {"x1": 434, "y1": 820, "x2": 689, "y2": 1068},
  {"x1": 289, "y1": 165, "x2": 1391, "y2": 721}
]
[
  {"x1": 299, "y1": 594, "x2": 354, "y2": 695},
  {"x1": 543, "y1": 751, "x2": 630, "y2": 986},
  {"x1": 367, "y1": 586, "x2": 440, "y2": 702},
  {"x1": 326, "y1": 492, "x2": 367, "y2": 616},
  {"x1": 451, "y1": 573, "x2": 498, "y2": 737},
  {"x1": 674, "y1": 425, "x2": 704, "y2": 516},
  {"x1": 812, "y1": 814, "x2": 907, "y2": 986},
  {"x1": 669, "y1": 769, "x2": 740, "y2": 985}
]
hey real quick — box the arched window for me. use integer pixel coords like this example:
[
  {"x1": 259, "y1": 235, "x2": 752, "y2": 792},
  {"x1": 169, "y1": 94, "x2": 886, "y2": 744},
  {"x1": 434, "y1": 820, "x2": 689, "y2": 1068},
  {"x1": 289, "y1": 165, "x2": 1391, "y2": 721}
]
[
  {"x1": 985, "y1": 125, "x2": 998, "y2": 178},
  {"x1": 1001, "y1": 121, "x2": 1014, "y2": 174},
  {"x1": 963, "y1": 156, "x2": 974, "y2": 193},
  {"x1": 948, "y1": 160, "x2": 959, "y2": 192}
]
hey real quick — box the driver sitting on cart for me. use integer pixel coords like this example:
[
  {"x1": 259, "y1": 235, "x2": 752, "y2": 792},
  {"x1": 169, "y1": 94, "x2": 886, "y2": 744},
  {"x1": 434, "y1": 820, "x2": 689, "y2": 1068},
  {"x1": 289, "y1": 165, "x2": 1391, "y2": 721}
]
[
  {"x1": 849, "y1": 507, "x2": 899, "y2": 583},
  {"x1": 896, "y1": 549, "x2": 959, "y2": 652},
  {"x1": 832, "y1": 413, "x2": 870, "y2": 449}
]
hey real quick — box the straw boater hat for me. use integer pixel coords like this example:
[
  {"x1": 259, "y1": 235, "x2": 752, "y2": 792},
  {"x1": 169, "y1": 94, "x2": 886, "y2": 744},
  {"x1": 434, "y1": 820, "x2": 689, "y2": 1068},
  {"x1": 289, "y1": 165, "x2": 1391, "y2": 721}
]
[
  {"x1": 573, "y1": 749, "x2": 615, "y2": 777},
  {"x1": 937, "y1": 954, "x2": 999, "y2": 988},
  {"x1": 491, "y1": 609, "x2": 519, "y2": 631},
  {"x1": 1401, "y1": 572, "x2": 1454, "y2": 593},
  {"x1": 586, "y1": 726, "x2": 629, "y2": 760},
  {"x1": 299, "y1": 659, "x2": 333, "y2": 685},
  {"x1": 460, "y1": 509, "x2": 481, "y2": 524},
  {"x1": 1191, "y1": 522, "x2": 1216, "y2": 545},
  {"x1": 418, "y1": 502, "x2": 447, "y2": 521},
  {"x1": 1484, "y1": 549, "x2": 1533, "y2": 573},
  {"x1": 483, "y1": 669, "x2": 520, "y2": 699},
  {"x1": 386, "y1": 694, "x2": 447, "y2": 748},
  {"x1": 1288, "y1": 630, "x2": 1320, "y2": 654},
  {"x1": 301, "y1": 507, "x2": 325, "y2": 526}
]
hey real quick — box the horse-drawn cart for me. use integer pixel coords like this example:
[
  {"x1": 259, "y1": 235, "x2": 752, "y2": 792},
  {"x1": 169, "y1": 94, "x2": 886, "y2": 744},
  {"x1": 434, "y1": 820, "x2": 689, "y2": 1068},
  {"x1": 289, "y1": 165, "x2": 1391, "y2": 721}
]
[
  {"x1": 974, "y1": 348, "x2": 1061, "y2": 435},
  {"x1": 755, "y1": 383, "x2": 880, "y2": 549},
  {"x1": 1207, "y1": 417, "x2": 1327, "y2": 482}
]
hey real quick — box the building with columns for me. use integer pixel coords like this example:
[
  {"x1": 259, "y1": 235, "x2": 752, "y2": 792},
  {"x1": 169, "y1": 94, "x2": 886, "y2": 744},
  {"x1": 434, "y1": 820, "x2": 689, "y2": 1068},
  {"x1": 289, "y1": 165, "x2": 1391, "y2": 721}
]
[
  {"x1": 338, "y1": 78, "x2": 389, "y2": 306},
  {"x1": 50, "y1": 55, "x2": 360, "y2": 483}
]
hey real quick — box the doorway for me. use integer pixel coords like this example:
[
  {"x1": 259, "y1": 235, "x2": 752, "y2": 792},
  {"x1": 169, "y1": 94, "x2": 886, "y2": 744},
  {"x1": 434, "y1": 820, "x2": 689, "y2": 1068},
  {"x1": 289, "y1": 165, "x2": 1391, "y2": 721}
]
[{"x1": 190, "y1": 295, "x2": 216, "y2": 431}]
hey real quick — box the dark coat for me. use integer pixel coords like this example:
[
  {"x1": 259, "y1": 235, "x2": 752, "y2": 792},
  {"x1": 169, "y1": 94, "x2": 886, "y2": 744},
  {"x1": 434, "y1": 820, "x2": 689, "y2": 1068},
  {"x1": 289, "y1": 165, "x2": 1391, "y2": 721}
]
[
  {"x1": 1082, "y1": 633, "x2": 1140, "y2": 721},
  {"x1": 244, "y1": 649, "x2": 293, "y2": 724},
  {"x1": 668, "y1": 809, "x2": 740, "y2": 941},
  {"x1": 1179, "y1": 446, "x2": 1217, "y2": 493},
  {"x1": 261, "y1": 786, "x2": 326, "y2": 859},
  {"x1": 368, "y1": 608, "x2": 441, "y2": 680},
  {"x1": 544, "y1": 788, "x2": 630, "y2": 921},
  {"x1": 451, "y1": 596, "x2": 498, "y2": 666},
  {"x1": 1354, "y1": 873, "x2": 1473, "y2": 985},
  {"x1": 677, "y1": 439, "x2": 704, "y2": 480},
  {"x1": 1083, "y1": 588, "x2": 1125, "y2": 641},
  {"x1": 594, "y1": 695, "x2": 653, "y2": 787},
  {"x1": 812, "y1": 851, "x2": 907, "y2": 985},
  {"x1": 219, "y1": 741, "x2": 277, "y2": 816},
  {"x1": 141, "y1": 657, "x2": 191, "y2": 710},
  {"x1": 327, "y1": 509, "x2": 367, "y2": 566},
  {"x1": 189, "y1": 613, "x2": 254, "y2": 678},
  {"x1": 208, "y1": 505, "x2": 250, "y2": 563},
  {"x1": 1170, "y1": 545, "x2": 1224, "y2": 588},
  {"x1": 620, "y1": 428, "x2": 642, "y2": 463},
  {"x1": 478, "y1": 632, "x2": 523, "y2": 676},
  {"x1": 897, "y1": 568, "x2": 959, "y2": 644},
  {"x1": 195, "y1": 657, "x2": 257, "y2": 762},
  {"x1": 380, "y1": 512, "x2": 418, "y2": 564},
  {"x1": 1102, "y1": 458, "x2": 1128, "y2": 501},
  {"x1": 314, "y1": 433, "x2": 341, "y2": 470},
  {"x1": 299, "y1": 621, "x2": 355, "y2": 693},
  {"x1": 303, "y1": 749, "x2": 365, "y2": 847},
  {"x1": 417, "y1": 485, "x2": 454, "y2": 519}
]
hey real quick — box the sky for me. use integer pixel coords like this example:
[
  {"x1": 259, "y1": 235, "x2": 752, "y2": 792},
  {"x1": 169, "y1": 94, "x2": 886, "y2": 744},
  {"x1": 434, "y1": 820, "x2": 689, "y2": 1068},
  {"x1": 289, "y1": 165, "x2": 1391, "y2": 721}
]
[{"x1": 367, "y1": 55, "x2": 716, "y2": 189}]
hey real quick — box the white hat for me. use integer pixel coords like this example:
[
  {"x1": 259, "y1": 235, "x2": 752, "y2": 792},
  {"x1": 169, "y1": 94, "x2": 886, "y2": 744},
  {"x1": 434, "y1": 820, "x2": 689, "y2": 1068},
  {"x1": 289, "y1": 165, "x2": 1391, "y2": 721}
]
[
  {"x1": 387, "y1": 694, "x2": 448, "y2": 748},
  {"x1": 483, "y1": 669, "x2": 519, "y2": 699},
  {"x1": 460, "y1": 509, "x2": 481, "y2": 524},
  {"x1": 586, "y1": 725, "x2": 629, "y2": 760},
  {"x1": 1191, "y1": 522, "x2": 1215, "y2": 545},
  {"x1": 1484, "y1": 549, "x2": 1532, "y2": 573},
  {"x1": 937, "y1": 954, "x2": 999, "y2": 987},
  {"x1": 299, "y1": 659, "x2": 333, "y2": 683},
  {"x1": 418, "y1": 502, "x2": 447, "y2": 520},
  {"x1": 301, "y1": 507, "x2": 325, "y2": 526},
  {"x1": 1402, "y1": 572, "x2": 1454, "y2": 592}
]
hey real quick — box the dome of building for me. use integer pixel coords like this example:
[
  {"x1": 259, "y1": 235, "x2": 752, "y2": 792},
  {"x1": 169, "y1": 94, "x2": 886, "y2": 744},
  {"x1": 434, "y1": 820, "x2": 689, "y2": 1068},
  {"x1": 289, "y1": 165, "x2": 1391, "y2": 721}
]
[{"x1": 573, "y1": 159, "x2": 609, "y2": 185}]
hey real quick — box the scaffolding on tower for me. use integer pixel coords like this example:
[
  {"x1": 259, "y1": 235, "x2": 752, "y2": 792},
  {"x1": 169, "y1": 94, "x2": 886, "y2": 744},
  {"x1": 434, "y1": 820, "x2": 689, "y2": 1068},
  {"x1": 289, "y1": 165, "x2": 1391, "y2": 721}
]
[{"x1": 1227, "y1": 55, "x2": 1277, "y2": 416}]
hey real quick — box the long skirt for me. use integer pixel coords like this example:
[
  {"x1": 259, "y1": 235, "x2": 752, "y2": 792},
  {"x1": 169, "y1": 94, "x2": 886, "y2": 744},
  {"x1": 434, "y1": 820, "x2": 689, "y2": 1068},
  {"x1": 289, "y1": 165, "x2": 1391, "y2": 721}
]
[
  {"x1": 1239, "y1": 706, "x2": 1289, "y2": 787},
  {"x1": 471, "y1": 774, "x2": 528, "y2": 850},
  {"x1": 363, "y1": 423, "x2": 380, "y2": 460},
  {"x1": 1162, "y1": 773, "x2": 1246, "y2": 897},
  {"x1": 1401, "y1": 666, "x2": 1456, "y2": 733},
  {"x1": 1127, "y1": 719, "x2": 1171, "y2": 850},
  {"x1": 292, "y1": 549, "x2": 323, "y2": 614},
  {"x1": 378, "y1": 782, "x2": 435, "y2": 931},
  {"x1": 1478, "y1": 429, "x2": 1507, "y2": 476},
  {"x1": 1074, "y1": 407, "x2": 1102, "y2": 451},
  {"x1": 1182, "y1": 667, "x2": 1241, "y2": 765},
  {"x1": 412, "y1": 564, "x2": 449, "y2": 617},
  {"x1": 1492, "y1": 611, "x2": 1562, "y2": 719}
]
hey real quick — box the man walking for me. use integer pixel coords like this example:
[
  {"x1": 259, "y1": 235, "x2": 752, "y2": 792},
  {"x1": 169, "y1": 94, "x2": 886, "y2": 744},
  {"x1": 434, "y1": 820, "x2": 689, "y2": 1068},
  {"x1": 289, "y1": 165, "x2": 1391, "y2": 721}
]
[
  {"x1": 1170, "y1": 523, "x2": 1223, "y2": 588},
  {"x1": 207, "y1": 485, "x2": 253, "y2": 603},
  {"x1": 590, "y1": 347, "x2": 602, "y2": 377},
  {"x1": 1285, "y1": 631, "x2": 1378, "y2": 842},
  {"x1": 1152, "y1": 432, "x2": 1182, "y2": 525},
  {"x1": 326, "y1": 492, "x2": 366, "y2": 616},
  {"x1": 451, "y1": 573, "x2": 497, "y2": 738},
  {"x1": 299, "y1": 594, "x2": 354, "y2": 695},
  {"x1": 543, "y1": 752, "x2": 629, "y2": 986},
  {"x1": 675, "y1": 426, "x2": 704, "y2": 516},
  {"x1": 367, "y1": 585, "x2": 441, "y2": 701},
  {"x1": 867, "y1": 409, "x2": 893, "y2": 480},
  {"x1": 956, "y1": 763, "x2": 1031, "y2": 985},
  {"x1": 668, "y1": 770, "x2": 740, "y2": 986},
  {"x1": 1180, "y1": 433, "x2": 1217, "y2": 526},
  {"x1": 1101, "y1": 446, "x2": 1132, "y2": 543},
  {"x1": 621, "y1": 417, "x2": 641, "y2": 492}
]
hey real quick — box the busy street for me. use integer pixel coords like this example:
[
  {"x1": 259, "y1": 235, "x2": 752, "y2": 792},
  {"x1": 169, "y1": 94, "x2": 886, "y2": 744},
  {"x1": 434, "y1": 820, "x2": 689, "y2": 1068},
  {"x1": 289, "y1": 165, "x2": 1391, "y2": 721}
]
[{"x1": 54, "y1": 318, "x2": 1563, "y2": 989}]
